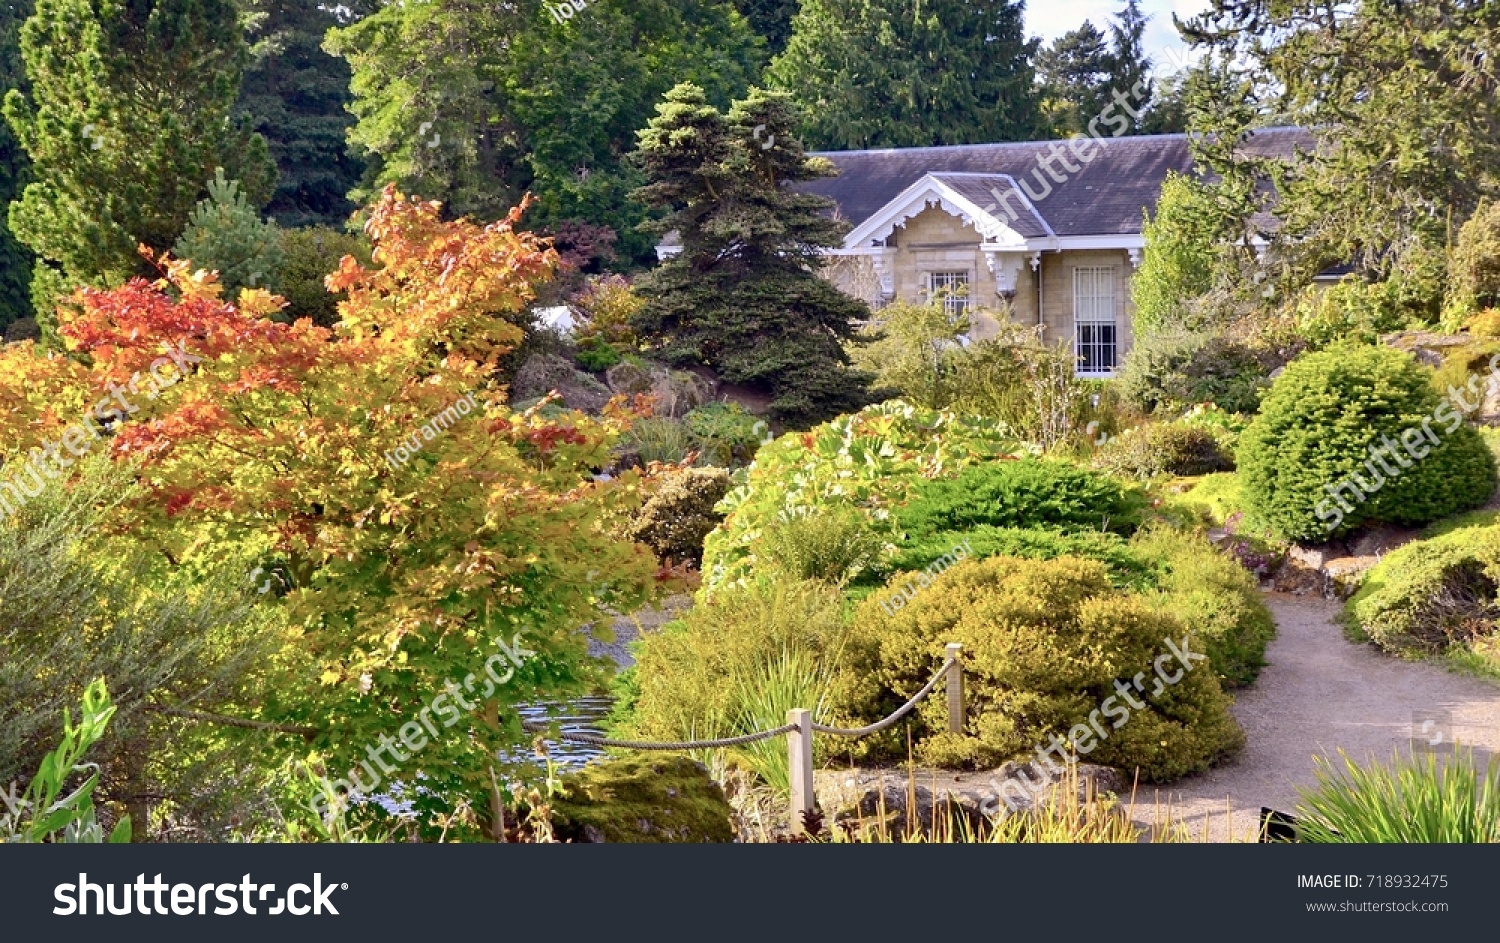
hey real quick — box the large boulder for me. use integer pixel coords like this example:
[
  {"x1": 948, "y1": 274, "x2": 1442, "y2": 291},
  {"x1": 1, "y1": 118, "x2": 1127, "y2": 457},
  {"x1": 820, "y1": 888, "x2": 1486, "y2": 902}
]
[
  {"x1": 1382, "y1": 330, "x2": 1473, "y2": 368},
  {"x1": 550, "y1": 755, "x2": 734, "y2": 843},
  {"x1": 813, "y1": 762, "x2": 1125, "y2": 839},
  {"x1": 512, "y1": 352, "x2": 613, "y2": 412},
  {"x1": 604, "y1": 361, "x2": 715, "y2": 417}
]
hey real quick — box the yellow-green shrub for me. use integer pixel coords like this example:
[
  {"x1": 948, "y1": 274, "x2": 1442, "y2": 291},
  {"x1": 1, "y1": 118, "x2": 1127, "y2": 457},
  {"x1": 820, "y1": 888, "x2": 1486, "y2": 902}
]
[
  {"x1": 831, "y1": 556, "x2": 1244, "y2": 781},
  {"x1": 1345, "y1": 515, "x2": 1500, "y2": 656},
  {"x1": 1129, "y1": 527, "x2": 1276, "y2": 687},
  {"x1": 623, "y1": 467, "x2": 731, "y2": 565}
]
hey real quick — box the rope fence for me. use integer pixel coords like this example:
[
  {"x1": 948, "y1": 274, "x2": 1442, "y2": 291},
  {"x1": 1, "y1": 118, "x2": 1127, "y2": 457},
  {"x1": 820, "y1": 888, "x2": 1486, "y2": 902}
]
[{"x1": 522, "y1": 642, "x2": 966, "y2": 834}]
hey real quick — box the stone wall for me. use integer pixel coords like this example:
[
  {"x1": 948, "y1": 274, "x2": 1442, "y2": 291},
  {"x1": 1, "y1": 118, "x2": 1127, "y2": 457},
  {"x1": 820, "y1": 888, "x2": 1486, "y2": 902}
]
[{"x1": 820, "y1": 206, "x2": 1141, "y2": 369}]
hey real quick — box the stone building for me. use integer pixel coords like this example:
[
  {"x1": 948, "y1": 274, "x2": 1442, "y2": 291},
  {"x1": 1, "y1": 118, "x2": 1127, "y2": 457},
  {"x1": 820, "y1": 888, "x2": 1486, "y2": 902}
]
[{"x1": 658, "y1": 128, "x2": 1309, "y2": 379}]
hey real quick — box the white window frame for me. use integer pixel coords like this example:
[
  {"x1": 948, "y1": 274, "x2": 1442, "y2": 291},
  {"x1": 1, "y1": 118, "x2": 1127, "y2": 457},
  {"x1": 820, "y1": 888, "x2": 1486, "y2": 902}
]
[
  {"x1": 925, "y1": 270, "x2": 971, "y2": 316},
  {"x1": 1073, "y1": 266, "x2": 1120, "y2": 378}
]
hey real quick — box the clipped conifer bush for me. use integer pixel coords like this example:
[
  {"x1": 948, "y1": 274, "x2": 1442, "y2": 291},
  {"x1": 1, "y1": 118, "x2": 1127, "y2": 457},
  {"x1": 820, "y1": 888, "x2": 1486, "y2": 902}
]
[
  {"x1": 1238, "y1": 344, "x2": 1496, "y2": 542},
  {"x1": 830, "y1": 556, "x2": 1244, "y2": 780},
  {"x1": 623, "y1": 467, "x2": 732, "y2": 565}
]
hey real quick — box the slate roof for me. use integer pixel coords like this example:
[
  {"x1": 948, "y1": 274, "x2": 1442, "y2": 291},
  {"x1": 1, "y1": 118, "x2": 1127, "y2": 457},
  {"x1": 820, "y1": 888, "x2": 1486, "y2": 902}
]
[
  {"x1": 803, "y1": 127, "x2": 1315, "y2": 240},
  {"x1": 925, "y1": 173, "x2": 1054, "y2": 239}
]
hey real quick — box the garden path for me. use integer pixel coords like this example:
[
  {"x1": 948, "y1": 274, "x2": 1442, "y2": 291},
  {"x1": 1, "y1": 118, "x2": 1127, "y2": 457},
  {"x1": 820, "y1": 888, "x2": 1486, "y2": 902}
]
[{"x1": 1132, "y1": 593, "x2": 1500, "y2": 841}]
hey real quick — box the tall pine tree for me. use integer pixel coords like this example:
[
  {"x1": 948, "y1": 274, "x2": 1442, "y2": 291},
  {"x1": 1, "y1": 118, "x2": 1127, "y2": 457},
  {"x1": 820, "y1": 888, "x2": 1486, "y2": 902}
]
[
  {"x1": 1038, "y1": 0, "x2": 1156, "y2": 137},
  {"x1": 765, "y1": 0, "x2": 1044, "y2": 149},
  {"x1": 632, "y1": 84, "x2": 873, "y2": 424},
  {"x1": 238, "y1": 0, "x2": 364, "y2": 228},
  {"x1": 4, "y1": 0, "x2": 274, "y2": 305},
  {"x1": 0, "y1": 0, "x2": 32, "y2": 332},
  {"x1": 1036, "y1": 22, "x2": 1115, "y2": 135},
  {"x1": 327, "y1": 0, "x2": 762, "y2": 265}
]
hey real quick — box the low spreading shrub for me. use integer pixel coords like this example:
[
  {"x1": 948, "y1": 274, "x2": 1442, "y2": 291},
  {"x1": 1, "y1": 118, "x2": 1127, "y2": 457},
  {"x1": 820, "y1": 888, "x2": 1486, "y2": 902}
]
[
  {"x1": 701, "y1": 401, "x2": 1016, "y2": 593},
  {"x1": 893, "y1": 458, "x2": 1145, "y2": 539},
  {"x1": 830, "y1": 556, "x2": 1244, "y2": 780},
  {"x1": 548, "y1": 755, "x2": 734, "y2": 843},
  {"x1": 623, "y1": 467, "x2": 732, "y2": 565},
  {"x1": 1467, "y1": 308, "x2": 1500, "y2": 339},
  {"x1": 888, "y1": 526, "x2": 1148, "y2": 588},
  {"x1": 1238, "y1": 343, "x2": 1497, "y2": 541},
  {"x1": 1093, "y1": 422, "x2": 1235, "y2": 480},
  {"x1": 1344, "y1": 516, "x2": 1500, "y2": 657}
]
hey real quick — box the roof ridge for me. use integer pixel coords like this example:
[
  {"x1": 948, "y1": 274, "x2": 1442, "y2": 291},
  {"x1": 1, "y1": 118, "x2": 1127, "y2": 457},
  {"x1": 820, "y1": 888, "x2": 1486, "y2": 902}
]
[{"x1": 808, "y1": 125, "x2": 1311, "y2": 158}]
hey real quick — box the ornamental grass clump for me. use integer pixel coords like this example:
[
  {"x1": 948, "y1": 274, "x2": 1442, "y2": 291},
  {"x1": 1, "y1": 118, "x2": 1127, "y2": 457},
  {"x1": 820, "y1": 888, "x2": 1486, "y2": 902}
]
[{"x1": 1295, "y1": 749, "x2": 1500, "y2": 843}]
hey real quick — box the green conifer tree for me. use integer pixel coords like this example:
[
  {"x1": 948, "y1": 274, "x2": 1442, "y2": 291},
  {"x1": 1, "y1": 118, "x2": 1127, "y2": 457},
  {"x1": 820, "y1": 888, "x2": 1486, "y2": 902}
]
[
  {"x1": 632, "y1": 84, "x2": 874, "y2": 424},
  {"x1": 173, "y1": 169, "x2": 285, "y2": 296},
  {"x1": 765, "y1": 0, "x2": 1044, "y2": 149},
  {"x1": 3, "y1": 0, "x2": 274, "y2": 310}
]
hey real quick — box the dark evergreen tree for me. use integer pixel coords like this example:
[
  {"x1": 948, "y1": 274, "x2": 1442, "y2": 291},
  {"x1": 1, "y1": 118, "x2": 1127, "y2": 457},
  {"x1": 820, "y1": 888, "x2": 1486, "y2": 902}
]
[
  {"x1": 327, "y1": 0, "x2": 762, "y2": 266},
  {"x1": 632, "y1": 84, "x2": 874, "y2": 424},
  {"x1": 733, "y1": 0, "x2": 798, "y2": 55},
  {"x1": 0, "y1": 0, "x2": 31, "y2": 332},
  {"x1": 1107, "y1": 0, "x2": 1154, "y2": 133},
  {"x1": 238, "y1": 0, "x2": 363, "y2": 228},
  {"x1": 3, "y1": 0, "x2": 274, "y2": 306},
  {"x1": 1038, "y1": 0, "x2": 1156, "y2": 136},
  {"x1": 1036, "y1": 22, "x2": 1115, "y2": 135},
  {"x1": 765, "y1": 0, "x2": 1044, "y2": 149}
]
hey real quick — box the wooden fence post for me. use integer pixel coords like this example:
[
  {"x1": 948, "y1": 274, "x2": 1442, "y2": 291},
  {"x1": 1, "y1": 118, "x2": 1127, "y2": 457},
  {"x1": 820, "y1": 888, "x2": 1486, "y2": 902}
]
[
  {"x1": 787, "y1": 708, "x2": 815, "y2": 835},
  {"x1": 946, "y1": 642, "x2": 964, "y2": 734}
]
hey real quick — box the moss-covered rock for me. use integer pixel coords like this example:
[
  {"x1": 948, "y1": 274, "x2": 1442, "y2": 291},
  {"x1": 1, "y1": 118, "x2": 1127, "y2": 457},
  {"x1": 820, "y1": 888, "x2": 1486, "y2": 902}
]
[{"x1": 550, "y1": 755, "x2": 734, "y2": 843}]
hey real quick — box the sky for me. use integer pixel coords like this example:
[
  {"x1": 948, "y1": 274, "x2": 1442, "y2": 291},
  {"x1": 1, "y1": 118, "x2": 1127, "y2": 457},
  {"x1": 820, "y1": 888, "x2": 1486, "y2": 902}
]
[{"x1": 1025, "y1": 0, "x2": 1214, "y2": 73}]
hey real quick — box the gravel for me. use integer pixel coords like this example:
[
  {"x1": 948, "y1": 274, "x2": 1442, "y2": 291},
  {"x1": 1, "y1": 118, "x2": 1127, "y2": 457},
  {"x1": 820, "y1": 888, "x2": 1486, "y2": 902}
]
[{"x1": 1131, "y1": 593, "x2": 1500, "y2": 841}]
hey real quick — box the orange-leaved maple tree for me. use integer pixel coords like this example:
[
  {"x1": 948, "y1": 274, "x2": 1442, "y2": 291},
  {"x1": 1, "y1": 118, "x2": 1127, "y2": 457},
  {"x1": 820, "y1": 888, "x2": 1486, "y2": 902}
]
[{"x1": 15, "y1": 186, "x2": 663, "y2": 831}]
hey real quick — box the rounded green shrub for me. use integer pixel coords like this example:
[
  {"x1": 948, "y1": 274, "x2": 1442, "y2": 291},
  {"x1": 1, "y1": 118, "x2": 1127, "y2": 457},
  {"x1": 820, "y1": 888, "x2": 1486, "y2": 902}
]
[
  {"x1": 275, "y1": 225, "x2": 371, "y2": 327},
  {"x1": 623, "y1": 467, "x2": 731, "y2": 565},
  {"x1": 1238, "y1": 343, "x2": 1497, "y2": 542},
  {"x1": 831, "y1": 556, "x2": 1244, "y2": 781},
  {"x1": 1128, "y1": 527, "x2": 1275, "y2": 687},
  {"x1": 1344, "y1": 516, "x2": 1500, "y2": 654},
  {"x1": 893, "y1": 458, "x2": 1146, "y2": 539},
  {"x1": 1093, "y1": 422, "x2": 1234, "y2": 480}
]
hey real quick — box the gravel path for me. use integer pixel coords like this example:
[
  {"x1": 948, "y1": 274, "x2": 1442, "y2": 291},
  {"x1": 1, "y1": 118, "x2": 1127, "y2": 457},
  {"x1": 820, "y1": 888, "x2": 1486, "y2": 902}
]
[{"x1": 1132, "y1": 593, "x2": 1500, "y2": 841}]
